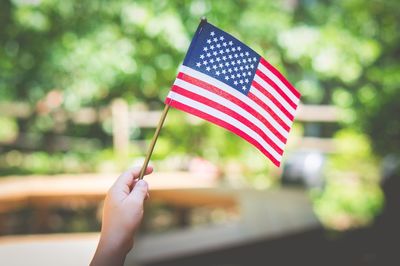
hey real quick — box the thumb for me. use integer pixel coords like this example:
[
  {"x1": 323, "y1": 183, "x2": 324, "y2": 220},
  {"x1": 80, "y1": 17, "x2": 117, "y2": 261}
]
[{"x1": 128, "y1": 180, "x2": 149, "y2": 207}]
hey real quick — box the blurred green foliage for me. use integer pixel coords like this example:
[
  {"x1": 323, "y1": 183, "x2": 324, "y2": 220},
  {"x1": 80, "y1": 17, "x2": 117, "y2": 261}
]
[
  {"x1": 313, "y1": 129, "x2": 384, "y2": 229},
  {"x1": 0, "y1": 0, "x2": 399, "y2": 229}
]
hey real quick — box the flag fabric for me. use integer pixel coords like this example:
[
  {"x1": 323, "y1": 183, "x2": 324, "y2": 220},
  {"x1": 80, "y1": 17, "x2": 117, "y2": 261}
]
[{"x1": 165, "y1": 21, "x2": 301, "y2": 167}]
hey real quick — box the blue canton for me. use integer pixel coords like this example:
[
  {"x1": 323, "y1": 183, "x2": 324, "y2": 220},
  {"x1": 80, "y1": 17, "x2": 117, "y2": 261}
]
[{"x1": 183, "y1": 22, "x2": 261, "y2": 95}]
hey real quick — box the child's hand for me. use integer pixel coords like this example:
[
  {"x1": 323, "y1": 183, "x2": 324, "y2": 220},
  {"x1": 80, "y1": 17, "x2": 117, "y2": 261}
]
[{"x1": 91, "y1": 166, "x2": 153, "y2": 266}]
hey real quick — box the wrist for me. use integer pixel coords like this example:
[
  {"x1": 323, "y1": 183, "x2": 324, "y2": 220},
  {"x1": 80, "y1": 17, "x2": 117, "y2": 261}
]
[{"x1": 99, "y1": 230, "x2": 134, "y2": 255}]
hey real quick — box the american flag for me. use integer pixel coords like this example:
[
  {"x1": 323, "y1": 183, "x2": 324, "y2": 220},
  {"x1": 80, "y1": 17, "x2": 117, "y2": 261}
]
[{"x1": 165, "y1": 21, "x2": 301, "y2": 167}]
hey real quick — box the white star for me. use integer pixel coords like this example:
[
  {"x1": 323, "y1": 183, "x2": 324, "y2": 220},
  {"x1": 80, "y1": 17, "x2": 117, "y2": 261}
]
[
  {"x1": 219, "y1": 50, "x2": 224, "y2": 54},
  {"x1": 196, "y1": 62, "x2": 201, "y2": 67},
  {"x1": 225, "y1": 76, "x2": 230, "y2": 80},
  {"x1": 242, "y1": 72, "x2": 247, "y2": 77},
  {"x1": 229, "y1": 41, "x2": 233, "y2": 46},
  {"x1": 231, "y1": 61, "x2": 236, "y2": 66},
  {"x1": 206, "y1": 39, "x2": 211, "y2": 44},
  {"x1": 210, "y1": 45, "x2": 214, "y2": 50},
  {"x1": 231, "y1": 74, "x2": 235, "y2": 79},
  {"x1": 240, "y1": 66, "x2": 244, "y2": 70},
  {"x1": 200, "y1": 54, "x2": 205, "y2": 59},
  {"x1": 237, "y1": 59, "x2": 241, "y2": 64},
  {"x1": 222, "y1": 56, "x2": 227, "y2": 60},
  {"x1": 212, "y1": 65, "x2": 217, "y2": 70},
  {"x1": 239, "y1": 79, "x2": 243, "y2": 84},
  {"x1": 203, "y1": 47, "x2": 208, "y2": 51},
  {"x1": 216, "y1": 71, "x2": 220, "y2": 76},
  {"x1": 242, "y1": 86, "x2": 246, "y2": 90},
  {"x1": 203, "y1": 60, "x2": 208, "y2": 65},
  {"x1": 240, "y1": 53, "x2": 244, "y2": 57},
  {"x1": 219, "y1": 36, "x2": 224, "y2": 41},
  {"x1": 228, "y1": 68, "x2": 233, "y2": 73},
  {"x1": 248, "y1": 71, "x2": 251, "y2": 75},
  {"x1": 207, "y1": 52, "x2": 211, "y2": 57},
  {"x1": 213, "y1": 51, "x2": 218, "y2": 56},
  {"x1": 222, "y1": 42, "x2": 227, "y2": 47},
  {"x1": 234, "y1": 54, "x2": 238, "y2": 58},
  {"x1": 237, "y1": 46, "x2": 242, "y2": 51},
  {"x1": 216, "y1": 43, "x2": 221, "y2": 48},
  {"x1": 243, "y1": 58, "x2": 247, "y2": 63},
  {"x1": 245, "y1": 51, "x2": 249, "y2": 56},
  {"x1": 253, "y1": 57, "x2": 257, "y2": 62},
  {"x1": 234, "y1": 67, "x2": 238, "y2": 71},
  {"x1": 210, "y1": 31, "x2": 215, "y2": 36},
  {"x1": 210, "y1": 58, "x2": 214, "y2": 63},
  {"x1": 219, "y1": 63, "x2": 223, "y2": 68},
  {"x1": 225, "y1": 62, "x2": 230, "y2": 67},
  {"x1": 232, "y1": 47, "x2": 236, "y2": 52},
  {"x1": 245, "y1": 65, "x2": 249, "y2": 70},
  {"x1": 216, "y1": 57, "x2": 220, "y2": 62},
  {"x1": 245, "y1": 78, "x2": 249, "y2": 83},
  {"x1": 228, "y1": 54, "x2": 233, "y2": 59},
  {"x1": 225, "y1": 48, "x2": 230, "y2": 53},
  {"x1": 234, "y1": 80, "x2": 238, "y2": 85},
  {"x1": 250, "y1": 64, "x2": 254, "y2": 69},
  {"x1": 213, "y1": 37, "x2": 218, "y2": 42},
  {"x1": 222, "y1": 69, "x2": 226, "y2": 74},
  {"x1": 236, "y1": 73, "x2": 241, "y2": 78},
  {"x1": 206, "y1": 66, "x2": 211, "y2": 71}
]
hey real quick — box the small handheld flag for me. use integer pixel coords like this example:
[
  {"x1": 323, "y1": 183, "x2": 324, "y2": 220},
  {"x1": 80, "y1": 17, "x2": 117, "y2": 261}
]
[{"x1": 165, "y1": 19, "x2": 301, "y2": 167}]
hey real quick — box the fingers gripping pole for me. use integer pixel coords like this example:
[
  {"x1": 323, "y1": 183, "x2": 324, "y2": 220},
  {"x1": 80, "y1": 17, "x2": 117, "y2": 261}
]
[{"x1": 139, "y1": 104, "x2": 170, "y2": 179}]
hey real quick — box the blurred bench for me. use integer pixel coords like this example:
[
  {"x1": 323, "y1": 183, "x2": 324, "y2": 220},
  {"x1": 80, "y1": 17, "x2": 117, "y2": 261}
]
[
  {"x1": 0, "y1": 171, "x2": 225, "y2": 235},
  {"x1": 0, "y1": 171, "x2": 223, "y2": 213}
]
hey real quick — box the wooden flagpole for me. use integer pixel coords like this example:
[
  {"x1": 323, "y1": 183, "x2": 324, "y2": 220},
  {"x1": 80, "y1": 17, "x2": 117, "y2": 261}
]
[
  {"x1": 139, "y1": 104, "x2": 170, "y2": 179},
  {"x1": 139, "y1": 17, "x2": 207, "y2": 179}
]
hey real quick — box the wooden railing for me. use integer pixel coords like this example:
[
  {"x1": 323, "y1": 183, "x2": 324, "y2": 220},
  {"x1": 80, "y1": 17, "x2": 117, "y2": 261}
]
[{"x1": 0, "y1": 100, "x2": 340, "y2": 154}]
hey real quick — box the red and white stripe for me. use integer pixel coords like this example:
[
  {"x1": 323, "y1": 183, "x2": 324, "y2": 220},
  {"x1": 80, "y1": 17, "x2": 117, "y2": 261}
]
[{"x1": 165, "y1": 58, "x2": 300, "y2": 166}]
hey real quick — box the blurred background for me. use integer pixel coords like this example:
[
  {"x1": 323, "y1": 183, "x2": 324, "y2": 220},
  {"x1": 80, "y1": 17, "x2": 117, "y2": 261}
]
[{"x1": 0, "y1": 0, "x2": 399, "y2": 265}]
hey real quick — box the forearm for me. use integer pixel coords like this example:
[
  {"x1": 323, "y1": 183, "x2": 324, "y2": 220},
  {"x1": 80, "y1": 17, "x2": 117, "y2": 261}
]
[{"x1": 90, "y1": 235, "x2": 133, "y2": 266}]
